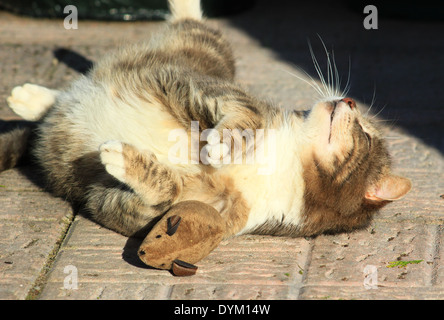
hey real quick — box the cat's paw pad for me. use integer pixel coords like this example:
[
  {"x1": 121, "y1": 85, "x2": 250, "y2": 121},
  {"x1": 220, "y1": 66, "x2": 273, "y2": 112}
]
[
  {"x1": 100, "y1": 140, "x2": 126, "y2": 183},
  {"x1": 7, "y1": 83, "x2": 56, "y2": 121}
]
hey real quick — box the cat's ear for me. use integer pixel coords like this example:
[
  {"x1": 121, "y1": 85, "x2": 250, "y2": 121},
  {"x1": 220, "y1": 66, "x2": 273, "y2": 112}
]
[{"x1": 365, "y1": 174, "x2": 412, "y2": 201}]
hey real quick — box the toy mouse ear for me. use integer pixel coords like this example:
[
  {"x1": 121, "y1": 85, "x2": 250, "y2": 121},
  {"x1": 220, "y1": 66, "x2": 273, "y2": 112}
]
[
  {"x1": 365, "y1": 174, "x2": 412, "y2": 201},
  {"x1": 172, "y1": 259, "x2": 198, "y2": 276},
  {"x1": 166, "y1": 215, "x2": 181, "y2": 236}
]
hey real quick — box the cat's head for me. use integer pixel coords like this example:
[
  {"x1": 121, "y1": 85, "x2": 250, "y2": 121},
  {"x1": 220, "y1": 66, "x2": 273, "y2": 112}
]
[{"x1": 299, "y1": 97, "x2": 411, "y2": 236}]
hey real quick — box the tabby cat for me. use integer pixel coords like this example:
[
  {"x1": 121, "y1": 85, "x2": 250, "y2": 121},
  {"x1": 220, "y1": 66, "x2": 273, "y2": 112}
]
[{"x1": 2, "y1": 0, "x2": 411, "y2": 240}]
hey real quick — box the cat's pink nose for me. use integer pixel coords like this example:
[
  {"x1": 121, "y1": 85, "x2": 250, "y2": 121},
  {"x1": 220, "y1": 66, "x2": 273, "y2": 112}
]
[{"x1": 341, "y1": 98, "x2": 356, "y2": 110}]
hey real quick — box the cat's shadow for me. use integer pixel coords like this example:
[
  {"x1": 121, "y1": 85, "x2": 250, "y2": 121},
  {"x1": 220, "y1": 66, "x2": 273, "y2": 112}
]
[
  {"x1": 123, "y1": 236, "x2": 176, "y2": 276},
  {"x1": 78, "y1": 205, "x2": 159, "y2": 270},
  {"x1": 122, "y1": 237, "x2": 154, "y2": 269}
]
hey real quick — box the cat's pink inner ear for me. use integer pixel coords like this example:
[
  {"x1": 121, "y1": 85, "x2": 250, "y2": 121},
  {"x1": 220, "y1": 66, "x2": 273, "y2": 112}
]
[{"x1": 365, "y1": 175, "x2": 412, "y2": 201}]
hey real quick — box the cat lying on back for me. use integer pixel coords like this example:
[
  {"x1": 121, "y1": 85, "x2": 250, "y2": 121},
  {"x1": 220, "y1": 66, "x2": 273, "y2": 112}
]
[{"x1": 2, "y1": 0, "x2": 411, "y2": 240}]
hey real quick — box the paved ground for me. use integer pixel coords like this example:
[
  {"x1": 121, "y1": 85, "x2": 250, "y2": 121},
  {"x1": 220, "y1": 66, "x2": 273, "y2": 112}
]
[{"x1": 0, "y1": 0, "x2": 443, "y2": 300}]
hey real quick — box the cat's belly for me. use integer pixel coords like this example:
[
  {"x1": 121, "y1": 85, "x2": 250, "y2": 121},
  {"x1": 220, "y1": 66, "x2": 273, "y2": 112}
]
[{"x1": 67, "y1": 80, "x2": 199, "y2": 173}]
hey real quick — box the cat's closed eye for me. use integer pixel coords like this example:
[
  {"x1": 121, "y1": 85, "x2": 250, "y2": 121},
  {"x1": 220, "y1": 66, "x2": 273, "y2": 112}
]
[
  {"x1": 357, "y1": 122, "x2": 372, "y2": 148},
  {"x1": 364, "y1": 131, "x2": 372, "y2": 148}
]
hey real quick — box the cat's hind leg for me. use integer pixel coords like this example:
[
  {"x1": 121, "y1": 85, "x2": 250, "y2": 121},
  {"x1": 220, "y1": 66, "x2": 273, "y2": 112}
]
[
  {"x1": 99, "y1": 141, "x2": 183, "y2": 209},
  {"x1": 85, "y1": 182, "x2": 164, "y2": 237},
  {"x1": 7, "y1": 84, "x2": 59, "y2": 121}
]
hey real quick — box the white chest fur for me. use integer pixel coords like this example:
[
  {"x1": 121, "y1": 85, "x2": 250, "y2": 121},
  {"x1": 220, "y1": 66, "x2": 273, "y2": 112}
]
[{"x1": 227, "y1": 124, "x2": 306, "y2": 234}]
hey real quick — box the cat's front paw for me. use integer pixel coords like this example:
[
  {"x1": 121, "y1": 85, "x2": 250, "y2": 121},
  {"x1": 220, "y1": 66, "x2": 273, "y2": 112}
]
[
  {"x1": 99, "y1": 140, "x2": 126, "y2": 183},
  {"x1": 7, "y1": 84, "x2": 56, "y2": 121},
  {"x1": 202, "y1": 136, "x2": 230, "y2": 168},
  {"x1": 99, "y1": 141, "x2": 179, "y2": 206},
  {"x1": 201, "y1": 130, "x2": 231, "y2": 168}
]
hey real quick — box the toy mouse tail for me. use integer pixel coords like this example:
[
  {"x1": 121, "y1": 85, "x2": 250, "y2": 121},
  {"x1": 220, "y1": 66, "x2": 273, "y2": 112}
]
[{"x1": 168, "y1": 0, "x2": 202, "y2": 21}]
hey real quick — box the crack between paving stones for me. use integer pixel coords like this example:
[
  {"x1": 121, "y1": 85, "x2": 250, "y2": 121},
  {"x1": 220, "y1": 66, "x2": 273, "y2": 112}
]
[
  {"x1": 25, "y1": 211, "x2": 75, "y2": 300},
  {"x1": 429, "y1": 225, "x2": 442, "y2": 286},
  {"x1": 294, "y1": 239, "x2": 314, "y2": 299}
]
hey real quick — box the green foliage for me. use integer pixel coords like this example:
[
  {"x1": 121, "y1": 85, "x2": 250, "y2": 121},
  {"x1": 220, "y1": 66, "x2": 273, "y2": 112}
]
[{"x1": 386, "y1": 260, "x2": 423, "y2": 268}]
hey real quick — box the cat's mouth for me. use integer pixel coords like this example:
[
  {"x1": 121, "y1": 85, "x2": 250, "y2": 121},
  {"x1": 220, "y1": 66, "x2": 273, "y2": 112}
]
[
  {"x1": 327, "y1": 98, "x2": 356, "y2": 144},
  {"x1": 327, "y1": 103, "x2": 337, "y2": 144}
]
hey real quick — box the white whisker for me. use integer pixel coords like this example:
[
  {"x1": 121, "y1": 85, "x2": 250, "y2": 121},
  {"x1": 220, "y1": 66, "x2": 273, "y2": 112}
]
[
  {"x1": 342, "y1": 56, "x2": 351, "y2": 97},
  {"x1": 284, "y1": 37, "x2": 353, "y2": 102},
  {"x1": 310, "y1": 36, "x2": 351, "y2": 100},
  {"x1": 317, "y1": 35, "x2": 335, "y2": 97},
  {"x1": 372, "y1": 118, "x2": 396, "y2": 123},
  {"x1": 308, "y1": 39, "x2": 329, "y2": 98},
  {"x1": 321, "y1": 38, "x2": 332, "y2": 95},
  {"x1": 331, "y1": 49, "x2": 341, "y2": 97},
  {"x1": 364, "y1": 86, "x2": 376, "y2": 117},
  {"x1": 280, "y1": 67, "x2": 324, "y2": 98},
  {"x1": 371, "y1": 103, "x2": 387, "y2": 119}
]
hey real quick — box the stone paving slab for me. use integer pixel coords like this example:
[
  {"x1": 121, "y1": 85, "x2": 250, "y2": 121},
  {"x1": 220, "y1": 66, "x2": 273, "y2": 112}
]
[
  {"x1": 0, "y1": 0, "x2": 443, "y2": 300},
  {"x1": 0, "y1": 187, "x2": 73, "y2": 299},
  {"x1": 300, "y1": 286, "x2": 444, "y2": 300},
  {"x1": 39, "y1": 215, "x2": 309, "y2": 299},
  {"x1": 301, "y1": 225, "x2": 443, "y2": 299},
  {"x1": 306, "y1": 223, "x2": 439, "y2": 285}
]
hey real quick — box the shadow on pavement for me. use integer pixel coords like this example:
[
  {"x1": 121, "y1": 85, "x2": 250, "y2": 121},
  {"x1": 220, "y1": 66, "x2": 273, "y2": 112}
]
[
  {"x1": 53, "y1": 48, "x2": 94, "y2": 74},
  {"x1": 228, "y1": 0, "x2": 444, "y2": 153},
  {"x1": 122, "y1": 236, "x2": 156, "y2": 269}
]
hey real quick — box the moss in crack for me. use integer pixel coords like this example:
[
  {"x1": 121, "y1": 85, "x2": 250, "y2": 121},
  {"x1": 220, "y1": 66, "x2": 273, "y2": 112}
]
[{"x1": 25, "y1": 213, "x2": 75, "y2": 300}]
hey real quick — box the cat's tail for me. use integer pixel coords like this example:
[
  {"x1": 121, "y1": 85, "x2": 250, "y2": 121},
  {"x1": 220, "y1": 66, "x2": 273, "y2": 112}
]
[
  {"x1": 168, "y1": 0, "x2": 202, "y2": 21},
  {"x1": 0, "y1": 120, "x2": 35, "y2": 172}
]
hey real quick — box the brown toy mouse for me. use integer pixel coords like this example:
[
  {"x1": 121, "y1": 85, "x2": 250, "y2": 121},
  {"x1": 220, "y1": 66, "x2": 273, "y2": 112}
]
[{"x1": 138, "y1": 200, "x2": 226, "y2": 276}]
